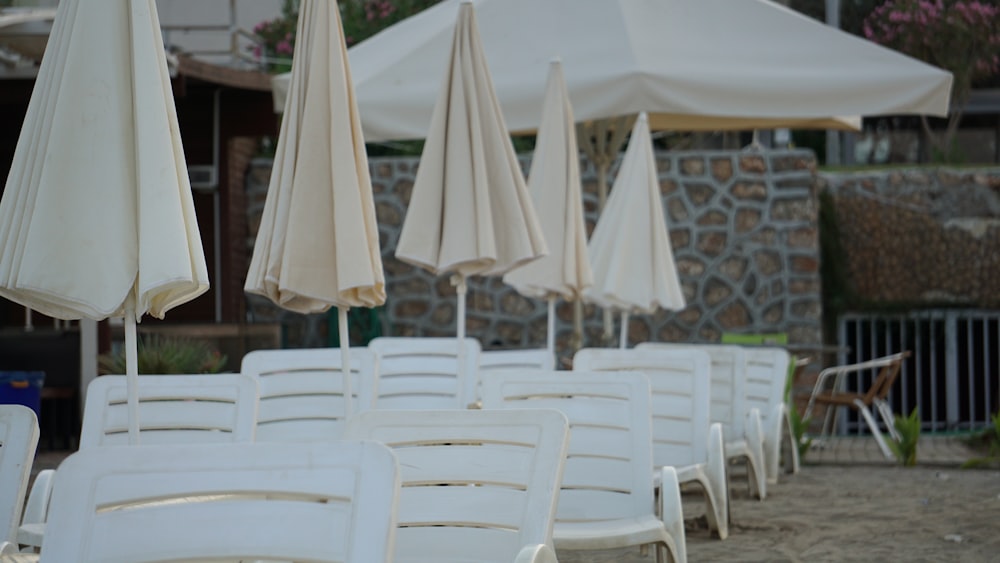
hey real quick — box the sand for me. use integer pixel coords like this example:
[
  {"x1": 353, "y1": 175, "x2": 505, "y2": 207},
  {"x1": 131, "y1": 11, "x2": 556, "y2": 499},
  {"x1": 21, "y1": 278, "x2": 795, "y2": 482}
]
[{"x1": 556, "y1": 464, "x2": 1000, "y2": 563}]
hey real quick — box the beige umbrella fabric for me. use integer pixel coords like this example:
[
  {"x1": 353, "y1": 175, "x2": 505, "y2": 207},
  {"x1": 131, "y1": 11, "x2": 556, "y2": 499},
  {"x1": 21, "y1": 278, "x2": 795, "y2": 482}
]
[
  {"x1": 275, "y1": 0, "x2": 950, "y2": 141},
  {"x1": 245, "y1": 0, "x2": 385, "y2": 413},
  {"x1": 0, "y1": 0, "x2": 209, "y2": 442},
  {"x1": 395, "y1": 1, "x2": 546, "y2": 341},
  {"x1": 503, "y1": 59, "x2": 592, "y2": 353},
  {"x1": 584, "y1": 113, "x2": 686, "y2": 348}
]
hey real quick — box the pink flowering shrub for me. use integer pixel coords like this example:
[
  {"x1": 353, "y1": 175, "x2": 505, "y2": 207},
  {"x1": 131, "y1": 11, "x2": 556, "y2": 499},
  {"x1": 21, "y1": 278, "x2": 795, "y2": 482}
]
[
  {"x1": 248, "y1": 0, "x2": 299, "y2": 73},
  {"x1": 249, "y1": 0, "x2": 443, "y2": 72},
  {"x1": 863, "y1": 0, "x2": 1000, "y2": 160}
]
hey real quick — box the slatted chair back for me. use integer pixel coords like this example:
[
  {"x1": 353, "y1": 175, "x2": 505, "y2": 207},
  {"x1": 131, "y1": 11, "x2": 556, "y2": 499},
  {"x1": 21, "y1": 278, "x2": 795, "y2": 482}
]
[
  {"x1": 637, "y1": 342, "x2": 749, "y2": 438},
  {"x1": 0, "y1": 405, "x2": 39, "y2": 545},
  {"x1": 240, "y1": 348, "x2": 378, "y2": 441},
  {"x1": 344, "y1": 409, "x2": 569, "y2": 563},
  {"x1": 367, "y1": 337, "x2": 480, "y2": 409},
  {"x1": 573, "y1": 347, "x2": 712, "y2": 468},
  {"x1": 742, "y1": 347, "x2": 791, "y2": 432},
  {"x1": 40, "y1": 441, "x2": 400, "y2": 563},
  {"x1": 480, "y1": 370, "x2": 685, "y2": 563},
  {"x1": 80, "y1": 374, "x2": 258, "y2": 448}
]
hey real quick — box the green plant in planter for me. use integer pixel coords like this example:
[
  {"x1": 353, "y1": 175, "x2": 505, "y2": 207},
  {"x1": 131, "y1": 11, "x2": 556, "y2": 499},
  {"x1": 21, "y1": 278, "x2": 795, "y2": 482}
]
[
  {"x1": 98, "y1": 335, "x2": 228, "y2": 375},
  {"x1": 888, "y1": 408, "x2": 921, "y2": 467}
]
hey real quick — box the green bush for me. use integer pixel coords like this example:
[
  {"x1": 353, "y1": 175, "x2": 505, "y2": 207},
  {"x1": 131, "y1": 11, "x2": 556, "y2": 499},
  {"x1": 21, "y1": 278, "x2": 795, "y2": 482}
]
[
  {"x1": 888, "y1": 408, "x2": 921, "y2": 467},
  {"x1": 98, "y1": 335, "x2": 227, "y2": 375},
  {"x1": 961, "y1": 412, "x2": 1000, "y2": 469}
]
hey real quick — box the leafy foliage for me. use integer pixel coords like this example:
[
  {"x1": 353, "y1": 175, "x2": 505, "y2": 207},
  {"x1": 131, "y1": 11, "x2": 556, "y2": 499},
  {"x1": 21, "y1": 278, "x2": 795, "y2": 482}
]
[
  {"x1": 98, "y1": 335, "x2": 228, "y2": 375},
  {"x1": 248, "y1": 0, "x2": 444, "y2": 74},
  {"x1": 887, "y1": 407, "x2": 921, "y2": 466},
  {"x1": 862, "y1": 0, "x2": 1000, "y2": 161},
  {"x1": 961, "y1": 411, "x2": 1000, "y2": 468},
  {"x1": 788, "y1": 402, "x2": 814, "y2": 461}
]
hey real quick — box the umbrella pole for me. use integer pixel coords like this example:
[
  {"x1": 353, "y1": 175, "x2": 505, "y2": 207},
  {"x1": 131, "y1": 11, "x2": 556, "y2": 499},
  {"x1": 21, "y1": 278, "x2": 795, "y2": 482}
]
[
  {"x1": 547, "y1": 297, "x2": 556, "y2": 356},
  {"x1": 338, "y1": 307, "x2": 353, "y2": 418},
  {"x1": 124, "y1": 304, "x2": 140, "y2": 445},
  {"x1": 453, "y1": 274, "x2": 469, "y2": 406},
  {"x1": 454, "y1": 275, "x2": 467, "y2": 340},
  {"x1": 619, "y1": 312, "x2": 629, "y2": 349},
  {"x1": 598, "y1": 159, "x2": 615, "y2": 347}
]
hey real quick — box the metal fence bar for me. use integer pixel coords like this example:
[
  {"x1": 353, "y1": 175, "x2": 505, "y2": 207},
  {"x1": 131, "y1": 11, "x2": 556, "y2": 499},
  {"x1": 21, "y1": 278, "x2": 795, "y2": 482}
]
[{"x1": 838, "y1": 309, "x2": 1000, "y2": 434}]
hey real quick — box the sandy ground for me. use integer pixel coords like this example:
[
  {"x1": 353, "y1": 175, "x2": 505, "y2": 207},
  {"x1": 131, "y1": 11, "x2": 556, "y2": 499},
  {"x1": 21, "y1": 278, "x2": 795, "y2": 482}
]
[{"x1": 557, "y1": 464, "x2": 1000, "y2": 563}]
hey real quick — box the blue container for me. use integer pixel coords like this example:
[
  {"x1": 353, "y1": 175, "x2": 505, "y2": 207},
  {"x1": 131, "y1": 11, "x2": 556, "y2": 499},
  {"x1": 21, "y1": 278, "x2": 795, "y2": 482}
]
[{"x1": 0, "y1": 371, "x2": 45, "y2": 419}]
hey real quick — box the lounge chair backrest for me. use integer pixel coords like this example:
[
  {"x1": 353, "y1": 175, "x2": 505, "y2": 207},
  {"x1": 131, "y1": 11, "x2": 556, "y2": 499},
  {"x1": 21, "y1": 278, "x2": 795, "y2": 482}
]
[
  {"x1": 480, "y1": 370, "x2": 654, "y2": 522},
  {"x1": 637, "y1": 342, "x2": 748, "y2": 438},
  {"x1": 572, "y1": 347, "x2": 712, "y2": 467},
  {"x1": 40, "y1": 441, "x2": 400, "y2": 563},
  {"x1": 478, "y1": 348, "x2": 555, "y2": 372},
  {"x1": 240, "y1": 347, "x2": 378, "y2": 441},
  {"x1": 80, "y1": 374, "x2": 258, "y2": 447},
  {"x1": 0, "y1": 405, "x2": 39, "y2": 545},
  {"x1": 344, "y1": 408, "x2": 569, "y2": 562},
  {"x1": 742, "y1": 346, "x2": 790, "y2": 426},
  {"x1": 367, "y1": 337, "x2": 481, "y2": 409}
]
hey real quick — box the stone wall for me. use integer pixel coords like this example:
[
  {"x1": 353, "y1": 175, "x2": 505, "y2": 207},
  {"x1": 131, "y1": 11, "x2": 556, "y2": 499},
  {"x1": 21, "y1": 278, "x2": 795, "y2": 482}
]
[
  {"x1": 820, "y1": 168, "x2": 1000, "y2": 307},
  {"x1": 245, "y1": 148, "x2": 824, "y2": 359}
]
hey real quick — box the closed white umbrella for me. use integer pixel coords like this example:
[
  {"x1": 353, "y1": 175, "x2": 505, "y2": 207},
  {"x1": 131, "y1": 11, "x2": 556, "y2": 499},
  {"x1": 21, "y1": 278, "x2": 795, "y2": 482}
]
[
  {"x1": 584, "y1": 113, "x2": 685, "y2": 348},
  {"x1": 503, "y1": 59, "x2": 592, "y2": 355},
  {"x1": 245, "y1": 0, "x2": 385, "y2": 414},
  {"x1": 0, "y1": 0, "x2": 209, "y2": 443},
  {"x1": 395, "y1": 1, "x2": 547, "y2": 343}
]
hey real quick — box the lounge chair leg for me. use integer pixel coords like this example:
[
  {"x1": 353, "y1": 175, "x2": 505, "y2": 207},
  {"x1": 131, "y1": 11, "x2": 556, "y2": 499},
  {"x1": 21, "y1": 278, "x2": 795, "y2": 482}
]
[
  {"x1": 781, "y1": 405, "x2": 800, "y2": 474},
  {"x1": 744, "y1": 410, "x2": 767, "y2": 499}
]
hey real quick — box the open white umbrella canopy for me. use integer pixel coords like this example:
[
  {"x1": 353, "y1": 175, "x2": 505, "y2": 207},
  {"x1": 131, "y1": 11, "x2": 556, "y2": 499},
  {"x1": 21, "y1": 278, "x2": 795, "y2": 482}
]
[
  {"x1": 584, "y1": 113, "x2": 686, "y2": 348},
  {"x1": 273, "y1": 0, "x2": 951, "y2": 139},
  {"x1": 245, "y1": 0, "x2": 385, "y2": 414},
  {"x1": 0, "y1": 0, "x2": 209, "y2": 442},
  {"x1": 395, "y1": 1, "x2": 547, "y2": 341},
  {"x1": 503, "y1": 59, "x2": 592, "y2": 353}
]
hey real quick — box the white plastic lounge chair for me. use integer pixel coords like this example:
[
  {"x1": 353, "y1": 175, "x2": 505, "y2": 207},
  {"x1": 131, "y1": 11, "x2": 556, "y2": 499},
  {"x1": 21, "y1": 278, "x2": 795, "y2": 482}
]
[
  {"x1": 803, "y1": 351, "x2": 911, "y2": 459},
  {"x1": 573, "y1": 347, "x2": 733, "y2": 538},
  {"x1": 481, "y1": 370, "x2": 687, "y2": 563},
  {"x1": 367, "y1": 336, "x2": 481, "y2": 409},
  {"x1": 742, "y1": 346, "x2": 799, "y2": 483},
  {"x1": 18, "y1": 373, "x2": 259, "y2": 552},
  {"x1": 38, "y1": 441, "x2": 400, "y2": 563},
  {"x1": 344, "y1": 408, "x2": 569, "y2": 563},
  {"x1": 0, "y1": 405, "x2": 38, "y2": 547},
  {"x1": 240, "y1": 347, "x2": 378, "y2": 441},
  {"x1": 637, "y1": 342, "x2": 768, "y2": 492}
]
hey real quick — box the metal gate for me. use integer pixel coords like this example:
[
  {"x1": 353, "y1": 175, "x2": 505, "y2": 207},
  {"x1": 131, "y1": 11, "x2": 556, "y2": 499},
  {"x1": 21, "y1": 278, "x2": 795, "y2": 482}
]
[{"x1": 837, "y1": 310, "x2": 1000, "y2": 433}]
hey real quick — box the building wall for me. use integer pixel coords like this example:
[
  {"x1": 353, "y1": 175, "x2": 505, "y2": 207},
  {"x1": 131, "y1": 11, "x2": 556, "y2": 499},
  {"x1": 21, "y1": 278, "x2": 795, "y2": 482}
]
[{"x1": 245, "y1": 148, "x2": 824, "y2": 360}]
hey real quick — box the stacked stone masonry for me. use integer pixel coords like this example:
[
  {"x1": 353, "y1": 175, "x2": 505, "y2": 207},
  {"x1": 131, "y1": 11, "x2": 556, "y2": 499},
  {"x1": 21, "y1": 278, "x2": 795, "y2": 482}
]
[
  {"x1": 820, "y1": 168, "x2": 1000, "y2": 307},
  {"x1": 245, "y1": 148, "x2": 825, "y2": 358}
]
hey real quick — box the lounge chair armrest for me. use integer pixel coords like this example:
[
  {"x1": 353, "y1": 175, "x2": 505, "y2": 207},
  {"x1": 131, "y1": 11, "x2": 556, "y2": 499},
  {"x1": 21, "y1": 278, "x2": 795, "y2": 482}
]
[{"x1": 514, "y1": 543, "x2": 558, "y2": 563}]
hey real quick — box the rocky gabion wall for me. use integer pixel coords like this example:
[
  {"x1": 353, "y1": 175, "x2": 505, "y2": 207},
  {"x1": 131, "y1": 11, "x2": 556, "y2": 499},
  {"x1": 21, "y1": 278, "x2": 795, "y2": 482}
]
[
  {"x1": 820, "y1": 168, "x2": 1000, "y2": 307},
  {"x1": 245, "y1": 148, "x2": 824, "y2": 356}
]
